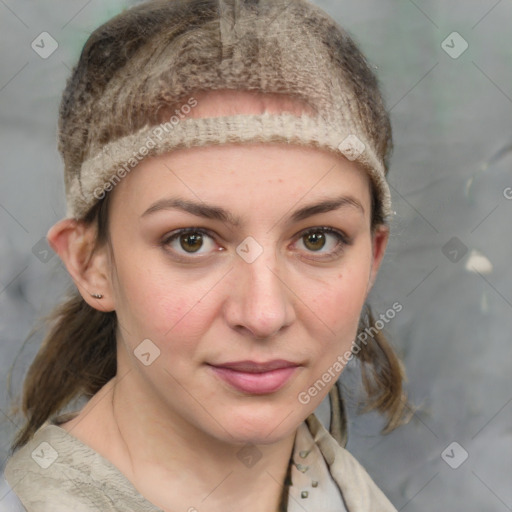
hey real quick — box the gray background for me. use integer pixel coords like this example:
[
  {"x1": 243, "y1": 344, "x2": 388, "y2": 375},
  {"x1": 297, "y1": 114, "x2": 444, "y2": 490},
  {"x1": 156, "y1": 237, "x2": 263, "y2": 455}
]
[{"x1": 1, "y1": 0, "x2": 511, "y2": 510}]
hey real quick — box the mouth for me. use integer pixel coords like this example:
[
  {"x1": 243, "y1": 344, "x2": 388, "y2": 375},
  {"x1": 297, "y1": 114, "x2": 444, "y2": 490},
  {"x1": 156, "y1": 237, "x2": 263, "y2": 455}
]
[{"x1": 207, "y1": 360, "x2": 300, "y2": 395}]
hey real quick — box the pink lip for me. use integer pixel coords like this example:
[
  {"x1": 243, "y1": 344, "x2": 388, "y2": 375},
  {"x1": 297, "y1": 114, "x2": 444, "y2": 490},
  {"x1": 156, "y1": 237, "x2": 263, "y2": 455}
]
[{"x1": 208, "y1": 360, "x2": 299, "y2": 395}]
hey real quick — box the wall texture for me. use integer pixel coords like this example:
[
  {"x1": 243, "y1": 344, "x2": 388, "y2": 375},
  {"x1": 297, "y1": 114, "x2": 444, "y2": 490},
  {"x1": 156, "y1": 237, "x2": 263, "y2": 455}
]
[{"x1": 1, "y1": 1, "x2": 511, "y2": 510}]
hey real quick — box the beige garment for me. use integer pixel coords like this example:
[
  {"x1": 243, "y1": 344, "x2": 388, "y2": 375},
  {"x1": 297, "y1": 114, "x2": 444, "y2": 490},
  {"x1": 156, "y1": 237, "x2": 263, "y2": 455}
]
[{"x1": 4, "y1": 413, "x2": 397, "y2": 512}]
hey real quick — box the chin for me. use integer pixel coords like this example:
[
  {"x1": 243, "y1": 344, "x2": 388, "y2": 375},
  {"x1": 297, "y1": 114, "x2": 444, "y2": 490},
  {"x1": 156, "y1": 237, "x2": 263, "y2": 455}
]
[{"x1": 213, "y1": 403, "x2": 306, "y2": 445}]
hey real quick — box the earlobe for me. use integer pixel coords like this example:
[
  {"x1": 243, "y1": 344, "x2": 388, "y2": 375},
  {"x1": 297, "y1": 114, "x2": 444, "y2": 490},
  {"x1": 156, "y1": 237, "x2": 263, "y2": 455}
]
[{"x1": 47, "y1": 218, "x2": 115, "y2": 312}]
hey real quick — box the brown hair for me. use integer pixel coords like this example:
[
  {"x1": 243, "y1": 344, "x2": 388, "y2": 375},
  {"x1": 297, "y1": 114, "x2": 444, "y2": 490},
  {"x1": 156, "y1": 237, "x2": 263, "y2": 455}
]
[{"x1": 8, "y1": 0, "x2": 408, "y2": 452}]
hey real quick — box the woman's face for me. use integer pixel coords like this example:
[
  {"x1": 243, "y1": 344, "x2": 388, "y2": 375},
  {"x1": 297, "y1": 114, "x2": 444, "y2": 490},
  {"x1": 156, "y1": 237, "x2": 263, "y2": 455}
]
[{"x1": 102, "y1": 92, "x2": 388, "y2": 445}]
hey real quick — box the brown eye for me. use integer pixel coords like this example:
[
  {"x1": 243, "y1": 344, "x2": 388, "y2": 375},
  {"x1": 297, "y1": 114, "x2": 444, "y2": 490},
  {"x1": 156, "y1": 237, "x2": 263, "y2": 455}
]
[
  {"x1": 296, "y1": 227, "x2": 351, "y2": 260},
  {"x1": 180, "y1": 232, "x2": 204, "y2": 253},
  {"x1": 162, "y1": 228, "x2": 217, "y2": 257},
  {"x1": 303, "y1": 231, "x2": 327, "y2": 251}
]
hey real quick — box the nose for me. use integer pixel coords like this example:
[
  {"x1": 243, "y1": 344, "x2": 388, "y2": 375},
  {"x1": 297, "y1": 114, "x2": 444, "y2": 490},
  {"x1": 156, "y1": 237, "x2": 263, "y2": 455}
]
[{"x1": 224, "y1": 244, "x2": 295, "y2": 340}]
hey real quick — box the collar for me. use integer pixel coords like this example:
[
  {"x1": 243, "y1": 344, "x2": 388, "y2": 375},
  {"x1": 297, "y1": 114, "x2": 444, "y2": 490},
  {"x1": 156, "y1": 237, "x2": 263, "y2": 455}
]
[
  {"x1": 5, "y1": 413, "x2": 397, "y2": 511},
  {"x1": 287, "y1": 418, "x2": 348, "y2": 511},
  {"x1": 301, "y1": 414, "x2": 398, "y2": 512}
]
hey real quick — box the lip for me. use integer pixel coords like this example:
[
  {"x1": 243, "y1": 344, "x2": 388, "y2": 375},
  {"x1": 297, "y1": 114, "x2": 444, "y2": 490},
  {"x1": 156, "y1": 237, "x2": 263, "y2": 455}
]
[{"x1": 208, "y1": 360, "x2": 300, "y2": 395}]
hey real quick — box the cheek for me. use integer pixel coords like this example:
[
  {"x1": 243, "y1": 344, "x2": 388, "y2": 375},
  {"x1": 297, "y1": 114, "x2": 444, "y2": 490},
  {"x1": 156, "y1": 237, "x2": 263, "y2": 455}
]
[
  {"x1": 306, "y1": 255, "x2": 371, "y2": 340},
  {"x1": 304, "y1": 284, "x2": 365, "y2": 370},
  {"x1": 112, "y1": 257, "x2": 217, "y2": 346}
]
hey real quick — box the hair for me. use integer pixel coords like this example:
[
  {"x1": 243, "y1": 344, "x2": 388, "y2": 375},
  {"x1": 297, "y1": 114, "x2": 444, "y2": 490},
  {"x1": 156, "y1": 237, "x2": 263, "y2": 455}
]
[{"x1": 9, "y1": 0, "x2": 409, "y2": 452}]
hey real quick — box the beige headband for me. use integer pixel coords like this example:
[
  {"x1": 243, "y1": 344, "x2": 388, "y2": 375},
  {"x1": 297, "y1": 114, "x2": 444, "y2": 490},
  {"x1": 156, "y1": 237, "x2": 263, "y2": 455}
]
[
  {"x1": 60, "y1": 0, "x2": 393, "y2": 221},
  {"x1": 69, "y1": 111, "x2": 392, "y2": 220}
]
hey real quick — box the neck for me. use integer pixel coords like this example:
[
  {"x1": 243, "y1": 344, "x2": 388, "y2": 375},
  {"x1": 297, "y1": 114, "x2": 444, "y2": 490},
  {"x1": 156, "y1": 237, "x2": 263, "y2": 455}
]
[{"x1": 85, "y1": 373, "x2": 297, "y2": 512}]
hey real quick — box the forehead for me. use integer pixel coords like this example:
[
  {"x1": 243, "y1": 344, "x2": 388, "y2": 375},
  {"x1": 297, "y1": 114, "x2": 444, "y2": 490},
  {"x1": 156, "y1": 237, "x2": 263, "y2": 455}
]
[{"x1": 109, "y1": 143, "x2": 372, "y2": 229}]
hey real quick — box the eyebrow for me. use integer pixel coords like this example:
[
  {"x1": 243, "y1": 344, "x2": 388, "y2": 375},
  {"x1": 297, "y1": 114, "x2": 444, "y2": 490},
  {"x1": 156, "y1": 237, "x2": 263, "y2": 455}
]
[{"x1": 141, "y1": 195, "x2": 365, "y2": 226}]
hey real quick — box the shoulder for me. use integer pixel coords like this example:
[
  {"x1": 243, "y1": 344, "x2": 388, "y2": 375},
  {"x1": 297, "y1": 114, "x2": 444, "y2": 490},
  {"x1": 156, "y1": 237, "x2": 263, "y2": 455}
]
[
  {"x1": 4, "y1": 421, "x2": 161, "y2": 512},
  {"x1": 306, "y1": 414, "x2": 398, "y2": 512}
]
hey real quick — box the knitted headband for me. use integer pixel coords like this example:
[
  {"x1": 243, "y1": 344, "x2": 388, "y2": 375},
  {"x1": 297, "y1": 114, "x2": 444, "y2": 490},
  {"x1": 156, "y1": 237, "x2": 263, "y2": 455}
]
[{"x1": 59, "y1": 0, "x2": 393, "y2": 221}]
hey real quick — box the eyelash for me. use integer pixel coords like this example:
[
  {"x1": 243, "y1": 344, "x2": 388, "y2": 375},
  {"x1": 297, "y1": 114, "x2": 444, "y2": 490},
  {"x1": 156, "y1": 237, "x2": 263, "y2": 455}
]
[{"x1": 161, "y1": 226, "x2": 351, "y2": 262}]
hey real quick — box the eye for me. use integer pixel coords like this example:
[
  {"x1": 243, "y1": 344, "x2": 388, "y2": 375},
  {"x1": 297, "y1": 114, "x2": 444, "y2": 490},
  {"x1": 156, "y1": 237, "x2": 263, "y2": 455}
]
[
  {"x1": 294, "y1": 227, "x2": 351, "y2": 260},
  {"x1": 162, "y1": 228, "x2": 218, "y2": 259},
  {"x1": 162, "y1": 226, "x2": 351, "y2": 262}
]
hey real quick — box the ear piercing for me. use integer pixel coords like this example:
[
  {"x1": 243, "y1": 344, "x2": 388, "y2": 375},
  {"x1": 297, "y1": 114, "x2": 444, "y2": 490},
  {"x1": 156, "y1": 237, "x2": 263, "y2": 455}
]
[{"x1": 90, "y1": 293, "x2": 104, "y2": 299}]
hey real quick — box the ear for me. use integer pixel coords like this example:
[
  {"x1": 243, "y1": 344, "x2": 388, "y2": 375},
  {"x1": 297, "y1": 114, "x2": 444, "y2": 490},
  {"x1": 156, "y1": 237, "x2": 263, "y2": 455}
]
[
  {"x1": 47, "y1": 218, "x2": 115, "y2": 312},
  {"x1": 366, "y1": 224, "x2": 390, "y2": 295}
]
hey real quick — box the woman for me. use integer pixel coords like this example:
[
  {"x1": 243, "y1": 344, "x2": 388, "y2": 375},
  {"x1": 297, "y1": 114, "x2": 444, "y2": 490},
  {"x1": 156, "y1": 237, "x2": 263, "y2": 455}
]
[{"x1": 4, "y1": 0, "x2": 407, "y2": 510}]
